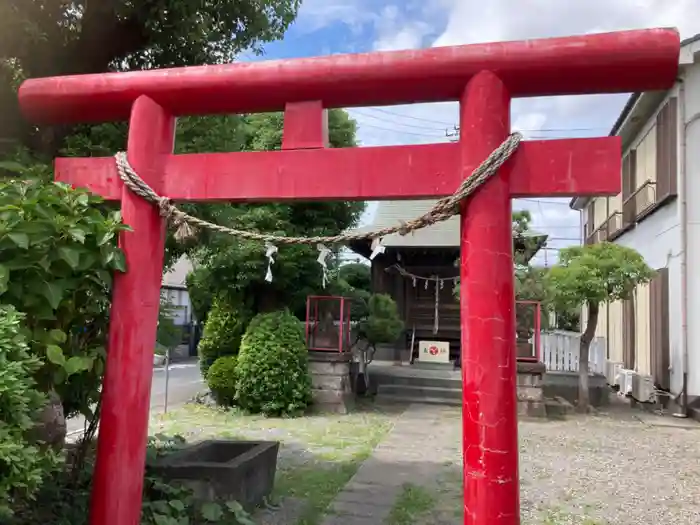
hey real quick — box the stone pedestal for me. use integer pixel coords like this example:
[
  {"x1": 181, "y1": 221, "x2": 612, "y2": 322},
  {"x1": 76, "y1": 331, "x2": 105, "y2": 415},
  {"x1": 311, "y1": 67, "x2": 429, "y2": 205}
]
[
  {"x1": 516, "y1": 361, "x2": 546, "y2": 417},
  {"x1": 308, "y1": 351, "x2": 354, "y2": 414}
]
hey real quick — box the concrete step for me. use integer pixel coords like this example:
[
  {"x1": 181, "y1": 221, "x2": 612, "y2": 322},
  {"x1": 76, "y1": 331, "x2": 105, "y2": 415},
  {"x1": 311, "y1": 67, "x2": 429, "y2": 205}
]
[
  {"x1": 545, "y1": 396, "x2": 574, "y2": 419},
  {"x1": 378, "y1": 383, "x2": 462, "y2": 401},
  {"x1": 373, "y1": 372, "x2": 462, "y2": 390},
  {"x1": 378, "y1": 394, "x2": 462, "y2": 407}
]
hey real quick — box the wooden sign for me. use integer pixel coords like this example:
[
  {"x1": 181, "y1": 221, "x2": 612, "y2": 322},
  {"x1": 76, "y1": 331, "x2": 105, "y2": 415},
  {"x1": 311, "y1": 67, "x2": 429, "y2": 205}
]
[{"x1": 418, "y1": 340, "x2": 450, "y2": 363}]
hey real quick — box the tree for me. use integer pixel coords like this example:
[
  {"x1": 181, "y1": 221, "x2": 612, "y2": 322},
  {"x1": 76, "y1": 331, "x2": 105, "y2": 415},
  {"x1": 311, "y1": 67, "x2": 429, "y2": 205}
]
[
  {"x1": 186, "y1": 110, "x2": 366, "y2": 319},
  {"x1": 156, "y1": 295, "x2": 183, "y2": 353},
  {"x1": 546, "y1": 242, "x2": 654, "y2": 411},
  {"x1": 0, "y1": 0, "x2": 300, "y2": 156}
]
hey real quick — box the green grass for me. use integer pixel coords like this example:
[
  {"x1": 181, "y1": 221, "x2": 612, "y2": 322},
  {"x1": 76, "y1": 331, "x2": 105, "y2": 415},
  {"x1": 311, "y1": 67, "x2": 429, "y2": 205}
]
[
  {"x1": 541, "y1": 507, "x2": 607, "y2": 525},
  {"x1": 385, "y1": 483, "x2": 436, "y2": 525},
  {"x1": 150, "y1": 401, "x2": 398, "y2": 525}
]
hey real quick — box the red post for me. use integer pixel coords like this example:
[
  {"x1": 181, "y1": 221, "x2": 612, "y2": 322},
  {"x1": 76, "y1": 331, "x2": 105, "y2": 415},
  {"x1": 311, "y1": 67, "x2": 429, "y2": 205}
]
[
  {"x1": 90, "y1": 96, "x2": 175, "y2": 525},
  {"x1": 459, "y1": 72, "x2": 519, "y2": 525}
]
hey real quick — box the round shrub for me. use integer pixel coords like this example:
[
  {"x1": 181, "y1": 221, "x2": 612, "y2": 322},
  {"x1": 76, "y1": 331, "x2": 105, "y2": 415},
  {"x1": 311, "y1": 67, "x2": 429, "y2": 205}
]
[
  {"x1": 207, "y1": 355, "x2": 238, "y2": 407},
  {"x1": 198, "y1": 296, "x2": 249, "y2": 378},
  {"x1": 236, "y1": 310, "x2": 312, "y2": 417}
]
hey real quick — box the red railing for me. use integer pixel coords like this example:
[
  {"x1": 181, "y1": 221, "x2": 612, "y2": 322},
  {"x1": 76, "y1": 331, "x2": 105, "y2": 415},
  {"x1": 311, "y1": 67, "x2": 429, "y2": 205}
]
[{"x1": 305, "y1": 295, "x2": 353, "y2": 352}]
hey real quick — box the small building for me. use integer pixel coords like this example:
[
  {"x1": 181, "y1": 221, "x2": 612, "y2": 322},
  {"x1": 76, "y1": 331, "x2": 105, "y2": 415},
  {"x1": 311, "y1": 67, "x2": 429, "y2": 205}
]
[
  {"x1": 569, "y1": 34, "x2": 700, "y2": 418},
  {"x1": 348, "y1": 200, "x2": 546, "y2": 363},
  {"x1": 161, "y1": 255, "x2": 195, "y2": 326}
]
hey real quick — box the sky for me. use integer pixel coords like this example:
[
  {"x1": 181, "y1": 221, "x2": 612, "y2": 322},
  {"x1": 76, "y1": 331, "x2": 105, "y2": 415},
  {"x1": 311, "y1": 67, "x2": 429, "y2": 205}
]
[{"x1": 248, "y1": 0, "x2": 700, "y2": 265}]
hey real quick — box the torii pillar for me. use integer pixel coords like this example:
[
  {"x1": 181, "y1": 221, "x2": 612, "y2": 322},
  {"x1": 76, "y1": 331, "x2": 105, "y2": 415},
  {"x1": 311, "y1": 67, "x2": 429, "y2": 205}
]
[{"x1": 18, "y1": 28, "x2": 679, "y2": 525}]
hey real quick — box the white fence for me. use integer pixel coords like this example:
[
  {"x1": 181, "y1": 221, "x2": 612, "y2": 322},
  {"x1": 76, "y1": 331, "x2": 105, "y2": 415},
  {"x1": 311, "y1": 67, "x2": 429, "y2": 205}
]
[{"x1": 541, "y1": 330, "x2": 606, "y2": 375}]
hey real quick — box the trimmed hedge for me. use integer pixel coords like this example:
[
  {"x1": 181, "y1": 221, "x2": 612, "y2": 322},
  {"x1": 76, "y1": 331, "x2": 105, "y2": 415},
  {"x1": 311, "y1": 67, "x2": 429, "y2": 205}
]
[
  {"x1": 207, "y1": 355, "x2": 238, "y2": 407},
  {"x1": 236, "y1": 310, "x2": 312, "y2": 417},
  {"x1": 197, "y1": 296, "x2": 249, "y2": 378}
]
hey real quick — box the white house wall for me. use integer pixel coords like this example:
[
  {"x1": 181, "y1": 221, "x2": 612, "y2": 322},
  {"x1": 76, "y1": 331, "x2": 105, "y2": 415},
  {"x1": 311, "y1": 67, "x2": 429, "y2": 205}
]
[
  {"x1": 682, "y1": 61, "x2": 700, "y2": 397},
  {"x1": 616, "y1": 199, "x2": 683, "y2": 392}
]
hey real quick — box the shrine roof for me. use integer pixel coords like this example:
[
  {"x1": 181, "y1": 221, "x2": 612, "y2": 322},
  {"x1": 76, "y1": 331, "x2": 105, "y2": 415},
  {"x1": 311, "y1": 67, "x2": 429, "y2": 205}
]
[{"x1": 347, "y1": 200, "x2": 547, "y2": 260}]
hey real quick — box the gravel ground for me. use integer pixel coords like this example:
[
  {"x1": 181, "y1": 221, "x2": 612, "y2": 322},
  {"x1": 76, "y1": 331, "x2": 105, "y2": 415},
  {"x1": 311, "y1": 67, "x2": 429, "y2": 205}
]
[{"x1": 422, "y1": 403, "x2": 700, "y2": 525}]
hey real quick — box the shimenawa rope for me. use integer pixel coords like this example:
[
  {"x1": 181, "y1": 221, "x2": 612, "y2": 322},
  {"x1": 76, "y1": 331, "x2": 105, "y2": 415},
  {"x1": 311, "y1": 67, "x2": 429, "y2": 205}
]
[{"x1": 113, "y1": 132, "x2": 522, "y2": 245}]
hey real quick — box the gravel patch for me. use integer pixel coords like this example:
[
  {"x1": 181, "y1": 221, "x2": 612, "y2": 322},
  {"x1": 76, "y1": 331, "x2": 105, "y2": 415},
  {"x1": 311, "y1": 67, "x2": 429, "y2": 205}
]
[
  {"x1": 519, "y1": 407, "x2": 700, "y2": 524},
  {"x1": 421, "y1": 405, "x2": 700, "y2": 524}
]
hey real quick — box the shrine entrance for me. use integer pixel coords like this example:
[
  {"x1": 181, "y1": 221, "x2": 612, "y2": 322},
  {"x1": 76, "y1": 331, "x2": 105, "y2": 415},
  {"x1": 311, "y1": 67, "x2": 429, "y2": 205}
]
[{"x1": 18, "y1": 28, "x2": 679, "y2": 525}]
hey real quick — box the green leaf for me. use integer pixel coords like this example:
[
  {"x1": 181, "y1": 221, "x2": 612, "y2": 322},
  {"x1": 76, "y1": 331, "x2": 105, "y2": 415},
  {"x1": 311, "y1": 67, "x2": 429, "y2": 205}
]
[
  {"x1": 168, "y1": 500, "x2": 186, "y2": 512},
  {"x1": 58, "y1": 246, "x2": 81, "y2": 269},
  {"x1": 97, "y1": 231, "x2": 114, "y2": 246},
  {"x1": 52, "y1": 367, "x2": 67, "y2": 384},
  {"x1": 200, "y1": 502, "x2": 223, "y2": 522},
  {"x1": 0, "y1": 265, "x2": 8, "y2": 294},
  {"x1": 224, "y1": 501, "x2": 244, "y2": 513},
  {"x1": 46, "y1": 345, "x2": 66, "y2": 366},
  {"x1": 0, "y1": 160, "x2": 27, "y2": 174},
  {"x1": 112, "y1": 250, "x2": 127, "y2": 272},
  {"x1": 68, "y1": 227, "x2": 86, "y2": 243},
  {"x1": 76, "y1": 193, "x2": 89, "y2": 207},
  {"x1": 49, "y1": 329, "x2": 67, "y2": 343},
  {"x1": 41, "y1": 281, "x2": 65, "y2": 310},
  {"x1": 65, "y1": 356, "x2": 93, "y2": 376},
  {"x1": 8, "y1": 232, "x2": 29, "y2": 249}
]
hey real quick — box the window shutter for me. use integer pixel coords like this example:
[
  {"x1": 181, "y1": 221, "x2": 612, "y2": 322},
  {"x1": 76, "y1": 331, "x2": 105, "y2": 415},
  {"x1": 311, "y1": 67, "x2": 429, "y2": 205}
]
[
  {"x1": 655, "y1": 97, "x2": 678, "y2": 201},
  {"x1": 622, "y1": 297, "x2": 636, "y2": 370},
  {"x1": 649, "y1": 268, "x2": 670, "y2": 390},
  {"x1": 622, "y1": 151, "x2": 637, "y2": 226}
]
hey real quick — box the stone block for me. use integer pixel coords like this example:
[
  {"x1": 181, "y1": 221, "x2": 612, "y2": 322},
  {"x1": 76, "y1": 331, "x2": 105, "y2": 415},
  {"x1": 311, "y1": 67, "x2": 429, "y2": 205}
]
[
  {"x1": 148, "y1": 440, "x2": 279, "y2": 511},
  {"x1": 312, "y1": 373, "x2": 350, "y2": 391},
  {"x1": 517, "y1": 400, "x2": 547, "y2": 418},
  {"x1": 308, "y1": 351, "x2": 354, "y2": 413},
  {"x1": 517, "y1": 385, "x2": 544, "y2": 402},
  {"x1": 517, "y1": 373, "x2": 542, "y2": 387}
]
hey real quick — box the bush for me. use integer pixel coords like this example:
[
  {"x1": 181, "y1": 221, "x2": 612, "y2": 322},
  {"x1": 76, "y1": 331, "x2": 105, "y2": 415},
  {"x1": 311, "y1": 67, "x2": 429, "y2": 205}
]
[
  {"x1": 198, "y1": 296, "x2": 249, "y2": 378},
  {"x1": 0, "y1": 306, "x2": 59, "y2": 519},
  {"x1": 207, "y1": 355, "x2": 238, "y2": 407},
  {"x1": 236, "y1": 310, "x2": 312, "y2": 416},
  {"x1": 0, "y1": 177, "x2": 128, "y2": 425},
  {"x1": 360, "y1": 294, "x2": 404, "y2": 346}
]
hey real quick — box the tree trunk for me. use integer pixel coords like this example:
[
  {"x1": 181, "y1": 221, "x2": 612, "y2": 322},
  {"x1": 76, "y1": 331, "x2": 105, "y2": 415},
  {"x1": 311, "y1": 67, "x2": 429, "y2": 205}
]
[{"x1": 578, "y1": 302, "x2": 599, "y2": 412}]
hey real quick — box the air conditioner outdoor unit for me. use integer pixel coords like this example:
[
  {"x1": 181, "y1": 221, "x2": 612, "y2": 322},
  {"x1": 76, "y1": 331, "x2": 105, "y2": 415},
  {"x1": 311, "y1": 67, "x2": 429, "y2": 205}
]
[
  {"x1": 616, "y1": 369, "x2": 634, "y2": 396},
  {"x1": 606, "y1": 361, "x2": 623, "y2": 386},
  {"x1": 632, "y1": 373, "x2": 655, "y2": 403}
]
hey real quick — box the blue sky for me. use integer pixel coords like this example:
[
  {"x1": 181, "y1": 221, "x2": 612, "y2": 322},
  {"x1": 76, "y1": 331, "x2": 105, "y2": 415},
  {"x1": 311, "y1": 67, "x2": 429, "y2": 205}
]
[{"x1": 246, "y1": 0, "x2": 700, "y2": 265}]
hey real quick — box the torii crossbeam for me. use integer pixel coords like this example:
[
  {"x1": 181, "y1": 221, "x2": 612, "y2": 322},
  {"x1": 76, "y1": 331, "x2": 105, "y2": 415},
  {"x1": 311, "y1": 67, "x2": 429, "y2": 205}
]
[{"x1": 19, "y1": 28, "x2": 679, "y2": 525}]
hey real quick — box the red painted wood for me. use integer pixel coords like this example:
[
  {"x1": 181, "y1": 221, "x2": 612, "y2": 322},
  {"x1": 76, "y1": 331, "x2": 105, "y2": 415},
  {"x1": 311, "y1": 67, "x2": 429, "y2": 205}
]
[
  {"x1": 55, "y1": 157, "x2": 123, "y2": 200},
  {"x1": 55, "y1": 137, "x2": 620, "y2": 202},
  {"x1": 508, "y1": 137, "x2": 621, "y2": 197},
  {"x1": 89, "y1": 96, "x2": 175, "y2": 525},
  {"x1": 19, "y1": 29, "x2": 678, "y2": 123},
  {"x1": 282, "y1": 101, "x2": 329, "y2": 149},
  {"x1": 459, "y1": 72, "x2": 519, "y2": 525}
]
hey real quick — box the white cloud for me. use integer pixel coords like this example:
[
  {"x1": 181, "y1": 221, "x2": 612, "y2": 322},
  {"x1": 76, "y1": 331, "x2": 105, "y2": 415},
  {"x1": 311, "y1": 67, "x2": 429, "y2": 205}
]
[{"x1": 345, "y1": 0, "x2": 700, "y2": 260}]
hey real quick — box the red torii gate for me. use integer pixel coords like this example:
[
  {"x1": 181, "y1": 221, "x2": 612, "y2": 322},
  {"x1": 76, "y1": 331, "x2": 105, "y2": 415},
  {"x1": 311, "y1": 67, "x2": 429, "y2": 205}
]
[{"x1": 18, "y1": 28, "x2": 679, "y2": 525}]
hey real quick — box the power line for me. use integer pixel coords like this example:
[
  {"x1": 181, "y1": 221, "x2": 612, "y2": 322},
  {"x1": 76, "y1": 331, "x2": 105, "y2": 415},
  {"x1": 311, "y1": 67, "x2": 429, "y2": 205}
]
[
  {"x1": 353, "y1": 121, "x2": 448, "y2": 139},
  {"x1": 517, "y1": 198, "x2": 573, "y2": 207},
  {"x1": 361, "y1": 107, "x2": 608, "y2": 133},
  {"x1": 352, "y1": 109, "x2": 448, "y2": 132}
]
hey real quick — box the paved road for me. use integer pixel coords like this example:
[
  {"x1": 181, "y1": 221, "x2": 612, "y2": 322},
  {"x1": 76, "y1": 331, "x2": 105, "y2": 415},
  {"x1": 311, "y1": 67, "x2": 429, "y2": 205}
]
[{"x1": 66, "y1": 360, "x2": 205, "y2": 438}]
